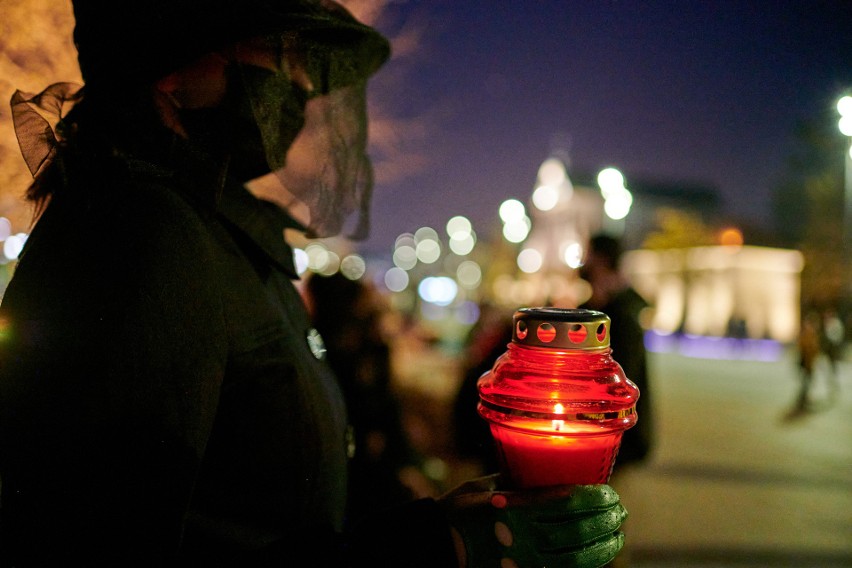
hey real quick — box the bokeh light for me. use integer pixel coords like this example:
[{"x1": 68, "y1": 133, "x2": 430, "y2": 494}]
[
  {"x1": 293, "y1": 248, "x2": 309, "y2": 275},
  {"x1": 499, "y1": 199, "x2": 526, "y2": 223},
  {"x1": 415, "y1": 238, "x2": 441, "y2": 264},
  {"x1": 502, "y1": 216, "x2": 531, "y2": 243},
  {"x1": 446, "y1": 215, "x2": 472, "y2": 239},
  {"x1": 384, "y1": 266, "x2": 409, "y2": 292},
  {"x1": 418, "y1": 276, "x2": 458, "y2": 306},
  {"x1": 532, "y1": 184, "x2": 559, "y2": 211},
  {"x1": 340, "y1": 254, "x2": 367, "y2": 280},
  {"x1": 456, "y1": 260, "x2": 482, "y2": 289},
  {"x1": 561, "y1": 241, "x2": 583, "y2": 268},
  {"x1": 517, "y1": 248, "x2": 542, "y2": 273}
]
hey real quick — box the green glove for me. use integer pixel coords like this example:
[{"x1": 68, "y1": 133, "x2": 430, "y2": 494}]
[{"x1": 438, "y1": 474, "x2": 626, "y2": 568}]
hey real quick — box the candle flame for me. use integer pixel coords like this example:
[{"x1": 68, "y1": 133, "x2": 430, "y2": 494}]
[{"x1": 552, "y1": 403, "x2": 565, "y2": 431}]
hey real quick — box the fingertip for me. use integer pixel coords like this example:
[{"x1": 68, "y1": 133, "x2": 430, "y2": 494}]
[{"x1": 491, "y1": 494, "x2": 508, "y2": 509}]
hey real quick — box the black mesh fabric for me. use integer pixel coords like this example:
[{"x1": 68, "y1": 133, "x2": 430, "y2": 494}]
[{"x1": 260, "y1": 80, "x2": 373, "y2": 240}]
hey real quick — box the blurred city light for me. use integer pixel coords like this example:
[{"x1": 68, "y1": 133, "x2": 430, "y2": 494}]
[
  {"x1": 305, "y1": 242, "x2": 340, "y2": 275},
  {"x1": 719, "y1": 227, "x2": 744, "y2": 247},
  {"x1": 448, "y1": 232, "x2": 475, "y2": 255},
  {"x1": 414, "y1": 226, "x2": 440, "y2": 243},
  {"x1": 415, "y1": 238, "x2": 441, "y2": 264},
  {"x1": 384, "y1": 266, "x2": 409, "y2": 292},
  {"x1": 3, "y1": 233, "x2": 26, "y2": 261},
  {"x1": 597, "y1": 167, "x2": 633, "y2": 221},
  {"x1": 456, "y1": 260, "x2": 482, "y2": 289},
  {"x1": 393, "y1": 244, "x2": 417, "y2": 270},
  {"x1": 446, "y1": 215, "x2": 472, "y2": 239},
  {"x1": 293, "y1": 248, "x2": 309, "y2": 275},
  {"x1": 498, "y1": 199, "x2": 526, "y2": 223},
  {"x1": 340, "y1": 254, "x2": 367, "y2": 280},
  {"x1": 502, "y1": 216, "x2": 531, "y2": 243},
  {"x1": 517, "y1": 247, "x2": 543, "y2": 273},
  {"x1": 603, "y1": 189, "x2": 633, "y2": 220},
  {"x1": 532, "y1": 184, "x2": 559, "y2": 211},
  {"x1": 838, "y1": 95, "x2": 852, "y2": 136},
  {"x1": 418, "y1": 276, "x2": 458, "y2": 306},
  {"x1": 0, "y1": 217, "x2": 11, "y2": 241},
  {"x1": 560, "y1": 241, "x2": 583, "y2": 268},
  {"x1": 596, "y1": 167, "x2": 625, "y2": 198}
]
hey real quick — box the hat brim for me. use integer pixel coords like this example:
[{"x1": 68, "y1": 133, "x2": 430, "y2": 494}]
[{"x1": 73, "y1": 0, "x2": 391, "y2": 90}]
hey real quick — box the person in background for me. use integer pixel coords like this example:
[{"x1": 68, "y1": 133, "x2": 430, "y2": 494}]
[
  {"x1": 0, "y1": 1, "x2": 628, "y2": 566},
  {"x1": 819, "y1": 308, "x2": 844, "y2": 402},
  {"x1": 579, "y1": 233, "x2": 653, "y2": 568},
  {"x1": 452, "y1": 301, "x2": 513, "y2": 475},
  {"x1": 792, "y1": 310, "x2": 822, "y2": 414},
  {"x1": 304, "y1": 271, "x2": 438, "y2": 522},
  {"x1": 579, "y1": 234, "x2": 654, "y2": 470}
]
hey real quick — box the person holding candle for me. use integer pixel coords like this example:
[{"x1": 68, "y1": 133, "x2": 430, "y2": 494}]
[{"x1": 0, "y1": 1, "x2": 627, "y2": 566}]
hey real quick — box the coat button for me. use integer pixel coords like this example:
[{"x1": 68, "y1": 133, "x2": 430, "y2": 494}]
[{"x1": 306, "y1": 328, "x2": 327, "y2": 360}]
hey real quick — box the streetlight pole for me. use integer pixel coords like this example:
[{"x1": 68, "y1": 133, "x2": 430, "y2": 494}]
[{"x1": 837, "y1": 95, "x2": 852, "y2": 303}]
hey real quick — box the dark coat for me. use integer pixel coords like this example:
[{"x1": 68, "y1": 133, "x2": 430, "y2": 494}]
[{"x1": 0, "y1": 147, "x2": 453, "y2": 566}]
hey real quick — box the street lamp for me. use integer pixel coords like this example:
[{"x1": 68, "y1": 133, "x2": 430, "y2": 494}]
[
  {"x1": 597, "y1": 167, "x2": 633, "y2": 234},
  {"x1": 837, "y1": 95, "x2": 852, "y2": 299}
]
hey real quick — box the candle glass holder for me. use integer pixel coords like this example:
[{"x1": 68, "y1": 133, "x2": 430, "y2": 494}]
[{"x1": 477, "y1": 307, "x2": 639, "y2": 488}]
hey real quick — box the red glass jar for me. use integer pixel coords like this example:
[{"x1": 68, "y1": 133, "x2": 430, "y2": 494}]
[{"x1": 477, "y1": 307, "x2": 639, "y2": 488}]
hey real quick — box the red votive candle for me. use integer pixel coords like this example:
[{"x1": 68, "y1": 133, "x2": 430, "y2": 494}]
[{"x1": 477, "y1": 308, "x2": 639, "y2": 488}]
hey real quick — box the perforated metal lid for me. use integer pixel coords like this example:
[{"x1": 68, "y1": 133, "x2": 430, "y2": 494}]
[{"x1": 512, "y1": 307, "x2": 610, "y2": 350}]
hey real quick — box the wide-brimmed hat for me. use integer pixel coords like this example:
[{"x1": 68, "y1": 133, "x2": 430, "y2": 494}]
[{"x1": 71, "y1": 0, "x2": 390, "y2": 92}]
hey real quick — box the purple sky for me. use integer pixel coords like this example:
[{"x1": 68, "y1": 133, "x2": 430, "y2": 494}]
[{"x1": 358, "y1": 1, "x2": 852, "y2": 256}]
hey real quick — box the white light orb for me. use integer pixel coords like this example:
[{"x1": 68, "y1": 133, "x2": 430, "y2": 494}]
[
  {"x1": 393, "y1": 245, "x2": 417, "y2": 270},
  {"x1": 517, "y1": 248, "x2": 543, "y2": 273},
  {"x1": 597, "y1": 167, "x2": 625, "y2": 196},
  {"x1": 446, "y1": 215, "x2": 472, "y2": 239},
  {"x1": 604, "y1": 189, "x2": 633, "y2": 220},
  {"x1": 414, "y1": 226, "x2": 439, "y2": 243},
  {"x1": 340, "y1": 254, "x2": 367, "y2": 280},
  {"x1": 449, "y1": 232, "x2": 475, "y2": 256},
  {"x1": 293, "y1": 248, "x2": 309, "y2": 275},
  {"x1": 499, "y1": 199, "x2": 526, "y2": 223},
  {"x1": 415, "y1": 238, "x2": 441, "y2": 264},
  {"x1": 502, "y1": 216, "x2": 531, "y2": 243},
  {"x1": 418, "y1": 276, "x2": 458, "y2": 306},
  {"x1": 839, "y1": 115, "x2": 852, "y2": 137},
  {"x1": 837, "y1": 95, "x2": 852, "y2": 117},
  {"x1": 384, "y1": 267, "x2": 410, "y2": 292},
  {"x1": 561, "y1": 242, "x2": 583, "y2": 268},
  {"x1": 456, "y1": 260, "x2": 482, "y2": 289},
  {"x1": 532, "y1": 184, "x2": 559, "y2": 211}
]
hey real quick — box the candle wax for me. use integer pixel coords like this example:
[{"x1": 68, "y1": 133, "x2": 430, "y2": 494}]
[{"x1": 491, "y1": 425, "x2": 622, "y2": 488}]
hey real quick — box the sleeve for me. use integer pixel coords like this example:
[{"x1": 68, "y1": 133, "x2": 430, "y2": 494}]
[
  {"x1": 0, "y1": 185, "x2": 228, "y2": 564},
  {"x1": 344, "y1": 498, "x2": 459, "y2": 567}
]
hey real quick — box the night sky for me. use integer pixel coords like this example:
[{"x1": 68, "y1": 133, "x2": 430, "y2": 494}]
[{"x1": 358, "y1": 1, "x2": 852, "y2": 256}]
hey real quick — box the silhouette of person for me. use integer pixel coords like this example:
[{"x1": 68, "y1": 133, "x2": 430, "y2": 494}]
[
  {"x1": 820, "y1": 308, "x2": 844, "y2": 401},
  {"x1": 303, "y1": 271, "x2": 438, "y2": 522},
  {"x1": 451, "y1": 302, "x2": 513, "y2": 475},
  {"x1": 792, "y1": 309, "x2": 822, "y2": 414},
  {"x1": 0, "y1": 1, "x2": 629, "y2": 565},
  {"x1": 579, "y1": 234, "x2": 654, "y2": 471}
]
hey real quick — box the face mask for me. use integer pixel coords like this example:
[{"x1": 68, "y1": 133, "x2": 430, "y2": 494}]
[{"x1": 177, "y1": 62, "x2": 309, "y2": 183}]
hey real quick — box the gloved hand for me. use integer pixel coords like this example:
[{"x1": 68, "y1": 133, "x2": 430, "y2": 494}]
[{"x1": 438, "y1": 474, "x2": 626, "y2": 568}]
